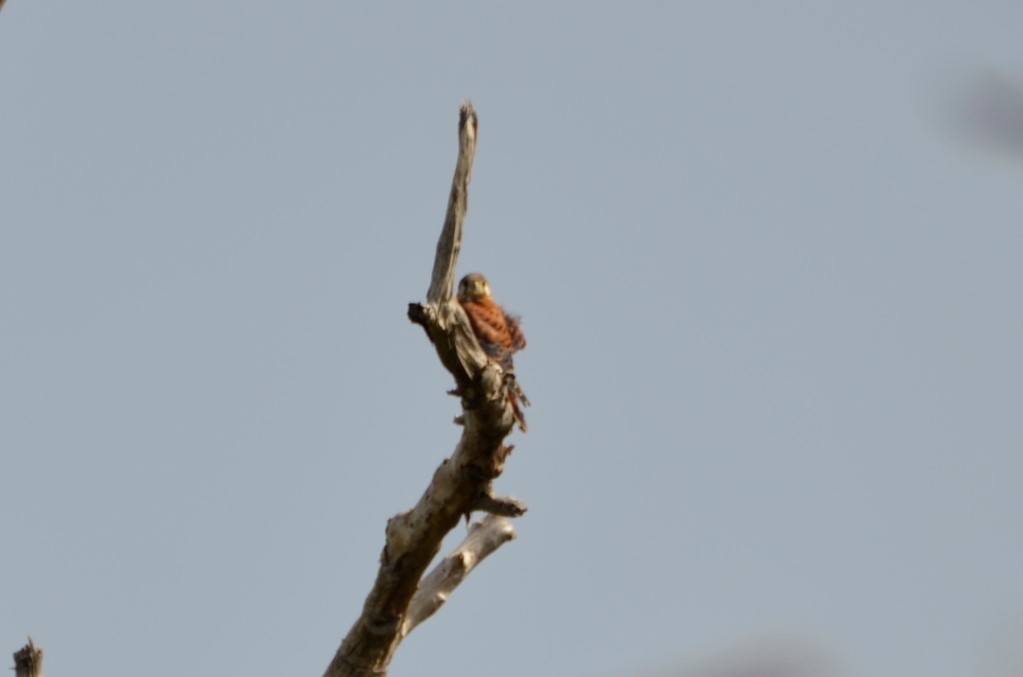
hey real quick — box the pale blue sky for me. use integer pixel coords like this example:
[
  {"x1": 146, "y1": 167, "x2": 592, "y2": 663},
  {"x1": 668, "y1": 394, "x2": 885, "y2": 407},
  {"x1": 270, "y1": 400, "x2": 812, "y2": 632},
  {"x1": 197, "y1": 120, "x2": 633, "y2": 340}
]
[{"x1": 3, "y1": 3, "x2": 1022, "y2": 676}]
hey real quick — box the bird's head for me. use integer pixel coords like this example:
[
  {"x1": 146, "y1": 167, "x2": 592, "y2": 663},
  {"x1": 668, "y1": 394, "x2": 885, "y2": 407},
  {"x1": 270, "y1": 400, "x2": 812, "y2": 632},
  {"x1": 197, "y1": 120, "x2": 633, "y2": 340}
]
[{"x1": 457, "y1": 272, "x2": 492, "y2": 301}]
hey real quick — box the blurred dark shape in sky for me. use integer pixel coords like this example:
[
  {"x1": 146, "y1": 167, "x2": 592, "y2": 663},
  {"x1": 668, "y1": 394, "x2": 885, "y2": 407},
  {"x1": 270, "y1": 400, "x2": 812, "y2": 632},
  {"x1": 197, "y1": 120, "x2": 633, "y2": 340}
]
[
  {"x1": 645, "y1": 638, "x2": 841, "y2": 677},
  {"x1": 957, "y1": 74, "x2": 1023, "y2": 160},
  {"x1": 976, "y1": 616, "x2": 1023, "y2": 677}
]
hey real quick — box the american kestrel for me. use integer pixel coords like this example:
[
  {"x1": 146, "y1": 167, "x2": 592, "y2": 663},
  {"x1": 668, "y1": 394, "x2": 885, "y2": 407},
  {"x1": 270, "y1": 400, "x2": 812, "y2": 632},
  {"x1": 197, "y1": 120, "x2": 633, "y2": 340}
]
[{"x1": 457, "y1": 272, "x2": 528, "y2": 430}]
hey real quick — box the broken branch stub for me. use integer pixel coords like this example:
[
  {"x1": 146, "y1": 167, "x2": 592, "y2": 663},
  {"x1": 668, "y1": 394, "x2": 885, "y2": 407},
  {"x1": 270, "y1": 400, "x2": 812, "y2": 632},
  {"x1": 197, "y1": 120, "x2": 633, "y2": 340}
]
[{"x1": 13, "y1": 638, "x2": 43, "y2": 677}]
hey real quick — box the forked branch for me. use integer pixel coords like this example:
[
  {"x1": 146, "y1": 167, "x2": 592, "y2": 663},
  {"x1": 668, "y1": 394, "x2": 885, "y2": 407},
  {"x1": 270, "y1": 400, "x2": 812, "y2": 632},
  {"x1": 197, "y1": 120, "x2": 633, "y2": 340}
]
[{"x1": 324, "y1": 102, "x2": 526, "y2": 677}]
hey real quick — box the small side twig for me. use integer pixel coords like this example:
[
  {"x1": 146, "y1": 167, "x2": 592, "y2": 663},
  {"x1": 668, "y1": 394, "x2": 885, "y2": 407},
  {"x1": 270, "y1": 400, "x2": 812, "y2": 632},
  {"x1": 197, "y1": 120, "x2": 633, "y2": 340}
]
[{"x1": 471, "y1": 492, "x2": 527, "y2": 517}]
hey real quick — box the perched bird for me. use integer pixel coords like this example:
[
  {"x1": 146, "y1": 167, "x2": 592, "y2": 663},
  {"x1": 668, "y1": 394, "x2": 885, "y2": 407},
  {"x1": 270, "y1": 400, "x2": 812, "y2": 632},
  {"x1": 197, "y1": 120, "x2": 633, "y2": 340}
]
[
  {"x1": 456, "y1": 272, "x2": 529, "y2": 430},
  {"x1": 456, "y1": 273, "x2": 526, "y2": 370}
]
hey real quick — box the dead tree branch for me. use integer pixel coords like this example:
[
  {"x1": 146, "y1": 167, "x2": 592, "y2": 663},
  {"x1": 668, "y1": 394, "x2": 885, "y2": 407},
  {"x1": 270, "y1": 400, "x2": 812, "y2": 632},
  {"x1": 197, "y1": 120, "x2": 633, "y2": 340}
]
[
  {"x1": 403, "y1": 515, "x2": 516, "y2": 636},
  {"x1": 324, "y1": 102, "x2": 526, "y2": 677},
  {"x1": 13, "y1": 638, "x2": 43, "y2": 677},
  {"x1": 426, "y1": 104, "x2": 477, "y2": 304}
]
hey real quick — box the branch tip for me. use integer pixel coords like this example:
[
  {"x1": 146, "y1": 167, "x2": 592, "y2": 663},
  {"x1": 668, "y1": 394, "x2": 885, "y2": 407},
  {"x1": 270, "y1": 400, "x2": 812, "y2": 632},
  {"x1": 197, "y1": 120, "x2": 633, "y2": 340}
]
[
  {"x1": 459, "y1": 101, "x2": 477, "y2": 139},
  {"x1": 426, "y1": 103, "x2": 479, "y2": 303}
]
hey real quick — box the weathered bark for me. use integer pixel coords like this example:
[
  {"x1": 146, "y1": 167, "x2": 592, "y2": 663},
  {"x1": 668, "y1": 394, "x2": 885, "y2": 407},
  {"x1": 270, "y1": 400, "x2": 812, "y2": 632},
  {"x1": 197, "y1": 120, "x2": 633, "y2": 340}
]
[
  {"x1": 426, "y1": 104, "x2": 477, "y2": 304},
  {"x1": 13, "y1": 638, "x2": 43, "y2": 677},
  {"x1": 323, "y1": 102, "x2": 526, "y2": 677}
]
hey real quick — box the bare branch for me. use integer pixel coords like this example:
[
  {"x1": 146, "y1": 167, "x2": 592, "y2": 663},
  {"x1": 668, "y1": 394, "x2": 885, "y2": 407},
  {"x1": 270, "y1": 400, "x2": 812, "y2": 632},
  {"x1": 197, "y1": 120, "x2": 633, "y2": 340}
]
[
  {"x1": 402, "y1": 515, "x2": 516, "y2": 636},
  {"x1": 13, "y1": 638, "x2": 43, "y2": 677},
  {"x1": 426, "y1": 102, "x2": 478, "y2": 303},
  {"x1": 324, "y1": 103, "x2": 526, "y2": 677}
]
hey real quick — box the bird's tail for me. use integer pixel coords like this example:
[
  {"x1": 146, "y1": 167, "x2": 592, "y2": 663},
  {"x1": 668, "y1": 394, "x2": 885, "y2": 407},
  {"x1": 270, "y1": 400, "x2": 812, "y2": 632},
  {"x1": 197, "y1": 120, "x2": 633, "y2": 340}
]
[{"x1": 506, "y1": 375, "x2": 529, "y2": 433}]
